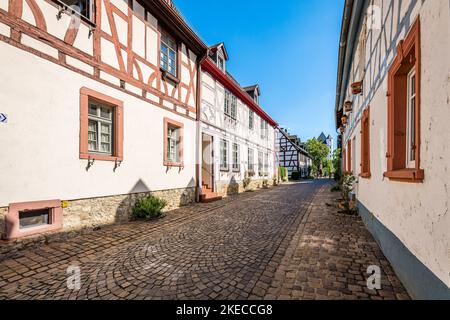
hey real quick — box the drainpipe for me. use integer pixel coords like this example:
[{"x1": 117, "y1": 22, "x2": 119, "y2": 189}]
[{"x1": 195, "y1": 53, "x2": 207, "y2": 203}]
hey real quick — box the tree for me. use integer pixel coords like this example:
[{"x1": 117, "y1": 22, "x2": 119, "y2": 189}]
[
  {"x1": 305, "y1": 139, "x2": 330, "y2": 178},
  {"x1": 323, "y1": 158, "x2": 333, "y2": 178},
  {"x1": 332, "y1": 148, "x2": 342, "y2": 181}
]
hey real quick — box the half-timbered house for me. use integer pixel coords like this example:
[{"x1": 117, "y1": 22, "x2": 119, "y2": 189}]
[
  {"x1": 199, "y1": 43, "x2": 278, "y2": 200},
  {"x1": 276, "y1": 128, "x2": 311, "y2": 179},
  {"x1": 0, "y1": 0, "x2": 208, "y2": 239}
]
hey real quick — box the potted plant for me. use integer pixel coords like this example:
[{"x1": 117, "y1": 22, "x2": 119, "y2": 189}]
[
  {"x1": 344, "y1": 101, "x2": 353, "y2": 112},
  {"x1": 340, "y1": 126, "x2": 345, "y2": 134},
  {"x1": 351, "y1": 81, "x2": 363, "y2": 95}
]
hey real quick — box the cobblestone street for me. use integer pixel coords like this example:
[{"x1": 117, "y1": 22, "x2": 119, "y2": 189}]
[{"x1": 0, "y1": 180, "x2": 409, "y2": 300}]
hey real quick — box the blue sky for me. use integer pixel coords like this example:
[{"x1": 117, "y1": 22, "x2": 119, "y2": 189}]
[{"x1": 176, "y1": 0, "x2": 344, "y2": 143}]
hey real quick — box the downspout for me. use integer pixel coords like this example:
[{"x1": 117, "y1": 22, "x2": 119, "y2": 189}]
[{"x1": 195, "y1": 53, "x2": 207, "y2": 203}]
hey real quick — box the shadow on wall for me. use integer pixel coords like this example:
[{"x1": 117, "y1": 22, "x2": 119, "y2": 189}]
[
  {"x1": 115, "y1": 178, "x2": 197, "y2": 223},
  {"x1": 225, "y1": 176, "x2": 240, "y2": 196}
]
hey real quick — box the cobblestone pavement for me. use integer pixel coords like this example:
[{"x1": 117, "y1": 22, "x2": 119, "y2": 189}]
[{"x1": 0, "y1": 180, "x2": 409, "y2": 300}]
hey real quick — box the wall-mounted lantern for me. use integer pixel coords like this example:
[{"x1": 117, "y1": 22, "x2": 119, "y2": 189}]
[
  {"x1": 344, "y1": 101, "x2": 353, "y2": 112},
  {"x1": 351, "y1": 81, "x2": 363, "y2": 95}
]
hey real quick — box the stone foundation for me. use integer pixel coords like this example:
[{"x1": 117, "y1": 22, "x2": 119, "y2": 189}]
[
  {"x1": 62, "y1": 187, "x2": 196, "y2": 231},
  {"x1": 217, "y1": 178, "x2": 277, "y2": 197},
  {"x1": 0, "y1": 187, "x2": 195, "y2": 252}
]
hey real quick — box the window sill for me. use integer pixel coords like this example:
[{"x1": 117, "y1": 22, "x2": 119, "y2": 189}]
[
  {"x1": 383, "y1": 169, "x2": 424, "y2": 183},
  {"x1": 359, "y1": 172, "x2": 371, "y2": 179},
  {"x1": 220, "y1": 168, "x2": 230, "y2": 172},
  {"x1": 161, "y1": 69, "x2": 180, "y2": 85},
  {"x1": 80, "y1": 153, "x2": 123, "y2": 162},
  {"x1": 164, "y1": 161, "x2": 184, "y2": 168}
]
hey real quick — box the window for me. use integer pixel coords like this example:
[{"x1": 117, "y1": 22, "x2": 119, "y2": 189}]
[
  {"x1": 385, "y1": 18, "x2": 424, "y2": 182},
  {"x1": 406, "y1": 69, "x2": 416, "y2": 168},
  {"x1": 347, "y1": 140, "x2": 352, "y2": 173},
  {"x1": 161, "y1": 32, "x2": 177, "y2": 77},
  {"x1": 264, "y1": 153, "x2": 269, "y2": 176},
  {"x1": 5, "y1": 200, "x2": 63, "y2": 240},
  {"x1": 218, "y1": 56, "x2": 225, "y2": 72},
  {"x1": 232, "y1": 143, "x2": 240, "y2": 172},
  {"x1": 249, "y1": 110, "x2": 254, "y2": 130},
  {"x1": 80, "y1": 87, "x2": 123, "y2": 161},
  {"x1": 258, "y1": 151, "x2": 263, "y2": 176},
  {"x1": 59, "y1": 0, "x2": 94, "y2": 21},
  {"x1": 260, "y1": 120, "x2": 266, "y2": 139},
  {"x1": 163, "y1": 118, "x2": 183, "y2": 167},
  {"x1": 88, "y1": 102, "x2": 113, "y2": 155},
  {"x1": 360, "y1": 107, "x2": 371, "y2": 178},
  {"x1": 224, "y1": 90, "x2": 237, "y2": 119},
  {"x1": 248, "y1": 148, "x2": 254, "y2": 172},
  {"x1": 220, "y1": 139, "x2": 229, "y2": 171}
]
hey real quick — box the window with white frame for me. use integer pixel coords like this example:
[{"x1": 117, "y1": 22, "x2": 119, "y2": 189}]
[
  {"x1": 224, "y1": 90, "x2": 237, "y2": 119},
  {"x1": 220, "y1": 139, "x2": 229, "y2": 171},
  {"x1": 406, "y1": 68, "x2": 416, "y2": 168},
  {"x1": 58, "y1": 0, "x2": 94, "y2": 21},
  {"x1": 264, "y1": 152, "x2": 269, "y2": 176},
  {"x1": 88, "y1": 101, "x2": 114, "y2": 155},
  {"x1": 232, "y1": 143, "x2": 240, "y2": 172},
  {"x1": 249, "y1": 110, "x2": 254, "y2": 130},
  {"x1": 218, "y1": 56, "x2": 225, "y2": 72},
  {"x1": 161, "y1": 33, "x2": 177, "y2": 77},
  {"x1": 248, "y1": 148, "x2": 254, "y2": 172},
  {"x1": 166, "y1": 125, "x2": 180, "y2": 163},
  {"x1": 260, "y1": 120, "x2": 267, "y2": 139},
  {"x1": 258, "y1": 151, "x2": 263, "y2": 176}
]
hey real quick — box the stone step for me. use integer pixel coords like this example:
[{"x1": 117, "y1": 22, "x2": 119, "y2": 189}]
[{"x1": 200, "y1": 192, "x2": 222, "y2": 203}]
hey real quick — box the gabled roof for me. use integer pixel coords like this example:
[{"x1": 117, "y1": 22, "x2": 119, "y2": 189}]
[
  {"x1": 209, "y1": 42, "x2": 229, "y2": 61},
  {"x1": 278, "y1": 128, "x2": 311, "y2": 158},
  {"x1": 202, "y1": 58, "x2": 278, "y2": 127},
  {"x1": 318, "y1": 132, "x2": 327, "y2": 143}
]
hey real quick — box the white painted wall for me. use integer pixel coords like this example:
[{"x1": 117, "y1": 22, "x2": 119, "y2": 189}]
[
  {"x1": 200, "y1": 71, "x2": 276, "y2": 184},
  {"x1": 342, "y1": 0, "x2": 450, "y2": 286},
  {"x1": 0, "y1": 41, "x2": 197, "y2": 206}
]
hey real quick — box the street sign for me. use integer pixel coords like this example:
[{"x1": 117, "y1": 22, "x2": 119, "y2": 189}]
[{"x1": 0, "y1": 113, "x2": 7, "y2": 123}]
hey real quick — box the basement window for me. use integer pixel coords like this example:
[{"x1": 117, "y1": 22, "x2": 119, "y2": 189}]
[{"x1": 19, "y1": 209, "x2": 50, "y2": 229}]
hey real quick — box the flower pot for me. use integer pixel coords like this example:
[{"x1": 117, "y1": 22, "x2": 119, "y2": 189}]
[
  {"x1": 351, "y1": 81, "x2": 363, "y2": 95},
  {"x1": 340, "y1": 126, "x2": 345, "y2": 134},
  {"x1": 341, "y1": 115, "x2": 348, "y2": 125}
]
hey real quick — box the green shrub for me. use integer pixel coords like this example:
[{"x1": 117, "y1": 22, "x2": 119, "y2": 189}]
[
  {"x1": 132, "y1": 195, "x2": 167, "y2": 220},
  {"x1": 278, "y1": 167, "x2": 288, "y2": 182},
  {"x1": 291, "y1": 171, "x2": 301, "y2": 181}
]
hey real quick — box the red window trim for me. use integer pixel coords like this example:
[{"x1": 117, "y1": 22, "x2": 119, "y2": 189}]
[
  {"x1": 360, "y1": 107, "x2": 371, "y2": 179},
  {"x1": 163, "y1": 117, "x2": 184, "y2": 167},
  {"x1": 347, "y1": 139, "x2": 352, "y2": 173},
  {"x1": 384, "y1": 18, "x2": 424, "y2": 183},
  {"x1": 3, "y1": 200, "x2": 63, "y2": 240},
  {"x1": 79, "y1": 87, "x2": 124, "y2": 162}
]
